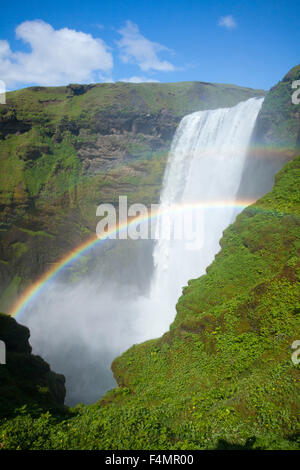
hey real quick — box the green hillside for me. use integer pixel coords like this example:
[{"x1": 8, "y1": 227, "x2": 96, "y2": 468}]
[{"x1": 0, "y1": 153, "x2": 299, "y2": 450}]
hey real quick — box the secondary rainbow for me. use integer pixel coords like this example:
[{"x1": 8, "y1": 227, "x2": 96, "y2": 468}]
[{"x1": 10, "y1": 199, "x2": 256, "y2": 319}]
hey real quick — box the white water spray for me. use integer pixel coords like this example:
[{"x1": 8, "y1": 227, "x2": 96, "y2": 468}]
[{"x1": 137, "y1": 97, "x2": 264, "y2": 339}]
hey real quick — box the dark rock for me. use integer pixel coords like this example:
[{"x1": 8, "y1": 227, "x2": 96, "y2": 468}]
[
  {"x1": 0, "y1": 109, "x2": 32, "y2": 139},
  {"x1": 17, "y1": 144, "x2": 50, "y2": 161},
  {"x1": 0, "y1": 313, "x2": 66, "y2": 417},
  {"x1": 67, "y1": 84, "x2": 95, "y2": 96}
]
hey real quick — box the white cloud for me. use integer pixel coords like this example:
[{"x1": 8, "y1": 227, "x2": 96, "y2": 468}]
[
  {"x1": 218, "y1": 15, "x2": 237, "y2": 29},
  {"x1": 119, "y1": 76, "x2": 160, "y2": 83},
  {"x1": 0, "y1": 20, "x2": 113, "y2": 88},
  {"x1": 116, "y1": 20, "x2": 175, "y2": 72}
]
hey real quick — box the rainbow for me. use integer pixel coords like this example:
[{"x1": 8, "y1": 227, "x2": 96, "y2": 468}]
[{"x1": 10, "y1": 199, "x2": 256, "y2": 320}]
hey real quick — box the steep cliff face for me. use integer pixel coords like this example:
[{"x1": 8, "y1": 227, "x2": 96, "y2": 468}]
[
  {"x1": 0, "y1": 313, "x2": 66, "y2": 418},
  {"x1": 254, "y1": 64, "x2": 300, "y2": 151},
  {"x1": 0, "y1": 81, "x2": 264, "y2": 312},
  {"x1": 238, "y1": 64, "x2": 300, "y2": 200}
]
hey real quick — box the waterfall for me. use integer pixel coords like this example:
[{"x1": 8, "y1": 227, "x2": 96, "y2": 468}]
[
  {"x1": 21, "y1": 96, "x2": 264, "y2": 405},
  {"x1": 137, "y1": 97, "x2": 264, "y2": 340}
]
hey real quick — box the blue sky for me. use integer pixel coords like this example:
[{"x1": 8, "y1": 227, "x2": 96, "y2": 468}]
[{"x1": 0, "y1": 0, "x2": 299, "y2": 91}]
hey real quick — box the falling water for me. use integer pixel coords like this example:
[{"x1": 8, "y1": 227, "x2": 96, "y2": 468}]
[{"x1": 138, "y1": 97, "x2": 264, "y2": 339}]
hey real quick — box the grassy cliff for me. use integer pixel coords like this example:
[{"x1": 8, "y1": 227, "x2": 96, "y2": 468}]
[
  {"x1": 237, "y1": 64, "x2": 300, "y2": 201},
  {"x1": 0, "y1": 154, "x2": 299, "y2": 450},
  {"x1": 254, "y1": 64, "x2": 300, "y2": 152}
]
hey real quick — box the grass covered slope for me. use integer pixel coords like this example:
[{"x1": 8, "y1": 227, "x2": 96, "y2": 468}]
[
  {"x1": 0, "y1": 81, "x2": 264, "y2": 313},
  {"x1": 1, "y1": 155, "x2": 299, "y2": 450}
]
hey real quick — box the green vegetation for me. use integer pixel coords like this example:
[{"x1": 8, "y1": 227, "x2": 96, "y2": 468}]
[
  {"x1": 0, "y1": 154, "x2": 299, "y2": 450},
  {"x1": 0, "y1": 82, "x2": 264, "y2": 124}
]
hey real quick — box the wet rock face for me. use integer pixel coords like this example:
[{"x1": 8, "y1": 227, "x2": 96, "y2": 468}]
[
  {"x1": 237, "y1": 65, "x2": 300, "y2": 201},
  {"x1": 76, "y1": 111, "x2": 177, "y2": 174},
  {"x1": 0, "y1": 312, "x2": 31, "y2": 354},
  {"x1": 253, "y1": 64, "x2": 300, "y2": 151},
  {"x1": 89, "y1": 107, "x2": 178, "y2": 138},
  {"x1": 0, "y1": 313, "x2": 66, "y2": 417},
  {"x1": 77, "y1": 134, "x2": 129, "y2": 173}
]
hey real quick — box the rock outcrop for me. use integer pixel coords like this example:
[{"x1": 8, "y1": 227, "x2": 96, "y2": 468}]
[
  {"x1": 238, "y1": 64, "x2": 300, "y2": 200},
  {"x1": 0, "y1": 313, "x2": 65, "y2": 417}
]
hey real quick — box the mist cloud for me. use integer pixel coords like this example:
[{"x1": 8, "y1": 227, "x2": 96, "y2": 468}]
[{"x1": 218, "y1": 15, "x2": 237, "y2": 29}]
